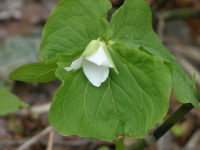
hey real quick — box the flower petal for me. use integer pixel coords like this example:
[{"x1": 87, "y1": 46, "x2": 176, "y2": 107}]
[
  {"x1": 82, "y1": 60, "x2": 109, "y2": 87},
  {"x1": 64, "y1": 56, "x2": 83, "y2": 71},
  {"x1": 85, "y1": 45, "x2": 113, "y2": 68}
]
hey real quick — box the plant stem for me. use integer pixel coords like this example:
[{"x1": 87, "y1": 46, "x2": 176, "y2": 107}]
[
  {"x1": 126, "y1": 139, "x2": 147, "y2": 150},
  {"x1": 153, "y1": 103, "x2": 193, "y2": 140},
  {"x1": 126, "y1": 103, "x2": 194, "y2": 150},
  {"x1": 116, "y1": 138, "x2": 124, "y2": 150}
]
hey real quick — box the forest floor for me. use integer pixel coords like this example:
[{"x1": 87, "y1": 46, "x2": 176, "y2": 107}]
[{"x1": 0, "y1": 0, "x2": 200, "y2": 150}]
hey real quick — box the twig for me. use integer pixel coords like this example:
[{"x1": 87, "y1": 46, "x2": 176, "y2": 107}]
[
  {"x1": 46, "y1": 131, "x2": 54, "y2": 150},
  {"x1": 16, "y1": 102, "x2": 51, "y2": 116},
  {"x1": 170, "y1": 44, "x2": 200, "y2": 64},
  {"x1": 156, "y1": 13, "x2": 165, "y2": 40},
  {"x1": 160, "y1": 8, "x2": 200, "y2": 21},
  {"x1": 16, "y1": 126, "x2": 53, "y2": 150},
  {"x1": 0, "y1": 59, "x2": 25, "y2": 73},
  {"x1": 177, "y1": 56, "x2": 200, "y2": 86},
  {"x1": 126, "y1": 103, "x2": 194, "y2": 150}
]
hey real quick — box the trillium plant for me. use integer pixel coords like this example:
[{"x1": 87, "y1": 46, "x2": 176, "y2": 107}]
[{"x1": 9, "y1": 0, "x2": 200, "y2": 149}]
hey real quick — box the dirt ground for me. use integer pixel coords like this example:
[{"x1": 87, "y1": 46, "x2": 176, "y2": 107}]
[{"x1": 0, "y1": 0, "x2": 200, "y2": 150}]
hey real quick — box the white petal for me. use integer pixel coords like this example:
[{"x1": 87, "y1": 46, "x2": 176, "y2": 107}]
[
  {"x1": 64, "y1": 56, "x2": 83, "y2": 71},
  {"x1": 82, "y1": 60, "x2": 109, "y2": 87},
  {"x1": 85, "y1": 46, "x2": 113, "y2": 68}
]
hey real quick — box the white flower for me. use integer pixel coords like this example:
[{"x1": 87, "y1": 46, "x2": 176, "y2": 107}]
[{"x1": 64, "y1": 40, "x2": 118, "y2": 87}]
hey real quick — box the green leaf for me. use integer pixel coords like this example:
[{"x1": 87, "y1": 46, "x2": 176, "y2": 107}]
[
  {"x1": 49, "y1": 45, "x2": 171, "y2": 141},
  {"x1": 9, "y1": 59, "x2": 57, "y2": 83},
  {"x1": 0, "y1": 87, "x2": 29, "y2": 115},
  {"x1": 109, "y1": 0, "x2": 199, "y2": 108},
  {"x1": 39, "y1": 0, "x2": 112, "y2": 62}
]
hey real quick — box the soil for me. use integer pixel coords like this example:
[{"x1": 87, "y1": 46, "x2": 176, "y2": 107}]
[{"x1": 0, "y1": 0, "x2": 200, "y2": 149}]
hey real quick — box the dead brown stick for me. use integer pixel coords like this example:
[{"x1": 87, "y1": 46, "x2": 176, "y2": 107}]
[
  {"x1": 156, "y1": 13, "x2": 165, "y2": 40},
  {"x1": 16, "y1": 126, "x2": 53, "y2": 150},
  {"x1": 173, "y1": 45, "x2": 200, "y2": 64},
  {"x1": 17, "y1": 102, "x2": 51, "y2": 116},
  {"x1": 160, "y1": 8, "x2": 200, "y2": 21},
  {"x1": 46, "y1": 131, "x2": 54, "y2": 150},
  {"x1": 177, "y1": 56, "x2": 200, "y2": 86},
  {"x1": 0, "y1": 59, "x2": 25, "y2": 73}
]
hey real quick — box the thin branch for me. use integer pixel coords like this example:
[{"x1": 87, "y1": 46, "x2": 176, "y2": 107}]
[
  {"x1": 16, "y1": 102, "x2": 51, "y2": 116},
  {"x1": 16, "y1": 126, "x2": 53, "y2": 150},
  {"x1": 177, "y1": 56, "x2": 200, "y2": 86},
  {"x1": 126, "y1": 103, "x2": 194, "y2": 150},
  {"x1": 160, "y1": 8, "x2": 200, "y2": 21},
  {"x1": 46, "y1": 131, "x2": 54, "y2": 150},
  {"x1": 156, "y1": 13, "x2": 165, "y2": 40}
]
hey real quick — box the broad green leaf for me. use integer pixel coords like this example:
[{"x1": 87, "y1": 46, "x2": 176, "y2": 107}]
[
  {"x1": 0, "y1": 87, "x2": 29, "y2": 115},
  {"x1": 110, "y1": 0, "x2": 199, "y2": 108},
  {"x1": 39, "y1": 0, "x2": 112, "y2": 62},
  {"x1": 49, "y1": 45, "x2": 171, "y2": 141},
  {"x1": 9, "y1": 58, "x2": 57, "y2": 83}
]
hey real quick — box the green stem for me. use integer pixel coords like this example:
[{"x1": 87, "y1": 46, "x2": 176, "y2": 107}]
[
  {"x1": 116, "y1": 138, "x2": 124, "y2": 150},
  {"x1": 126, "y1": 103, "x2": 194, "y2": 150},
  {"x1": 153, "y1": 103, "x2": 193, "y2": 140},
  {"x1": 126, "y1": 139, "x2": 147, "y2": 150}
]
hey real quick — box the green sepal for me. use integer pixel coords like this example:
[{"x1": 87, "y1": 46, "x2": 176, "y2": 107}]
[{"x1": 82, "y1": 40, "x2": 101, "y2": 57}]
